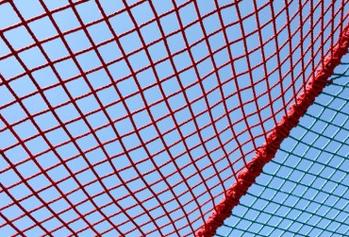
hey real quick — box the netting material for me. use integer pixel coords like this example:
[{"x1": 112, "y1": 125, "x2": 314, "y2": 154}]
[
  {"x1": 0, "y1": 1, "x2": 348, "y2": 236},
  {"x1": 196, "y1": 26, "x2": 349, "y2": 237},
  {"x1": 216, "y1": 56, "x2": 349, "y2": 237}
]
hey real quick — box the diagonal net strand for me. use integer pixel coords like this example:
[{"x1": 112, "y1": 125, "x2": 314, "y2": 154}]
[
  {"x1": 216, "y1": 54, "x2": 349, "y2": 237},
  {"x1": 0, "y1": 1, "x2": 348, "y2": 236}
]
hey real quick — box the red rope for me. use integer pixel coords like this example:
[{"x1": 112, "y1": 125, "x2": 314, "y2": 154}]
[{"x1": 195, "y1": 25, "x2": 349, "y2": 237}]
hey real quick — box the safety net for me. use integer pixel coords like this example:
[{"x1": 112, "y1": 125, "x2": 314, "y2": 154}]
[
  {"x1": 0, "y1": 0, "x2": 348, "y2": 236},
  {"x1": 216, "y1": 55, "x2": 349, "y2": 236}
]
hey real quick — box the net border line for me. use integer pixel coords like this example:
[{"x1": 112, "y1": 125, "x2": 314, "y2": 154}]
[{"x1": 195, "y1": 25, "x2": 349, "y2": 237}]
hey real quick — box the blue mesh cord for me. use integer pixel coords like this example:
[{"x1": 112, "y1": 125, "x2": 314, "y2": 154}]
[{"x1": 216, "y1": 53, "x2": 349, "y2": 236}]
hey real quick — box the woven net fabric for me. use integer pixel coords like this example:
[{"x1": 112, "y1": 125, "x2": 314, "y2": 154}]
[
  {"x1": 216, "y1": 55, "x2": 349, "y2": 237},
  {"x1": 0, "y1": 0, "x2": 348, "y2": 236}
]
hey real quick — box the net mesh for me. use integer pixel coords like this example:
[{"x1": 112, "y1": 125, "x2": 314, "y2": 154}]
[
  {"x1": 216, "y1": 56, "x2": 349, "y2": 237},
  {"x1": 0, "y1": 0, "x2": 348, "y2": 236}
]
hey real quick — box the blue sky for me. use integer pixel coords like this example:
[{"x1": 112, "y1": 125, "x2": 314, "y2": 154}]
[{"x1": 0, "y1": 0, "x2": 348, "y2": 236}]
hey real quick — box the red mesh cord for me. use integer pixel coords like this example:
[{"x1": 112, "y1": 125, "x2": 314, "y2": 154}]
[{"x1": 0, "y1": 1, "x2": 349, "y2": 236}]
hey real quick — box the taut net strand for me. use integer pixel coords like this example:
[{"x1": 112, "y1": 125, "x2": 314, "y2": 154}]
[{"x1": 0, "y1": 1, "x2": 348, "y2": 236}]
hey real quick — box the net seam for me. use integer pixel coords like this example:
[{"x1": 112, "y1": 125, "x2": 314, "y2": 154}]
[{"x1": 195, "y1": 25, "x2": 349, "y2": 237}]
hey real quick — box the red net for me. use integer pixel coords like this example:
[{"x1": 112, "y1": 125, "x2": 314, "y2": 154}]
[{"x1": 0, "y1": 1, "x2": 348, "y2": 236}]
